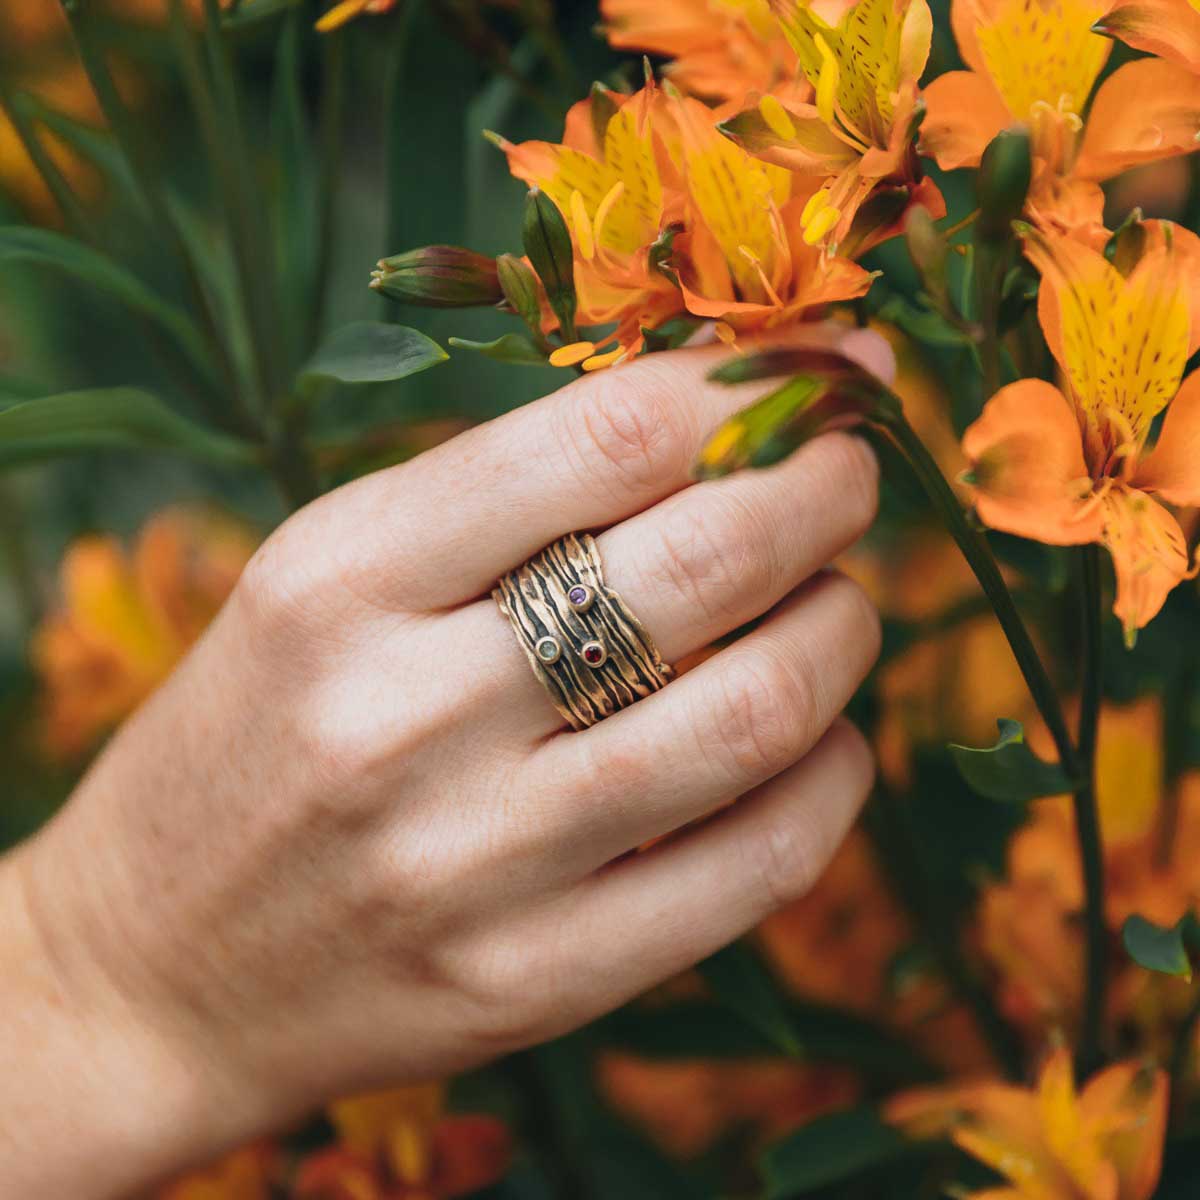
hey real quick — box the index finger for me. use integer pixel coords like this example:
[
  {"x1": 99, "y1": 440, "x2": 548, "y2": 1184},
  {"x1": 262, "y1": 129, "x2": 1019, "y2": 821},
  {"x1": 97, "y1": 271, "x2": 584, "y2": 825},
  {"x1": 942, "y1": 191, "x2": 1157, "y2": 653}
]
[{"x1": 309, "y1": 324, "x2": 895, "y2": 611}]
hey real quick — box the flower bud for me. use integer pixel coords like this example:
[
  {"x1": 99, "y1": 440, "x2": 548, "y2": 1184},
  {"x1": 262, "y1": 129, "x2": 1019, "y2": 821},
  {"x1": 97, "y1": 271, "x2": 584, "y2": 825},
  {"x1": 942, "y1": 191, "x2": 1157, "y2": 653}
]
[
  {"x1": 905, "y1": 206, "x2": 948, "y2": 290},
  {"x1": 496, "y1": 253, "x2": 544, "y2": 333},
  {"x1": 371, "y1": 245, "x2": 502, "y2": 307},
  {"x1": 976, "y1": 129, "x2": 1032, "y2": 243},
  {"x1": 522, "y1": 187, "x2": 578, "y2": 340}
]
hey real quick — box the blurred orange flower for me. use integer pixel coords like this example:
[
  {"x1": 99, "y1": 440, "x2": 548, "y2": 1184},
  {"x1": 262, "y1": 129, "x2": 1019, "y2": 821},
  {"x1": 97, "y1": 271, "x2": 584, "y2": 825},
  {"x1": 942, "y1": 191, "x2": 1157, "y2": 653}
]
[
  {"x1": 157, "y1": 1143, "x2": 281, "y2": 1200},
  {"x1": 598, "y1": 1053, "x2": 858, "y2": 1158},
  {"x1": 600, "y1": 0, "x2": 800, "y2": 102},
  {"x1": 961, "y1": 225, "x2": 1200, "y2": 640},
  {"x1": 1097, "y1": 0, "x2": 1200, "y2": 74},
  {"x1": 922, "y1": 0, "x2": 1200, "y2": 235},
  {"x1": 719, "y1": 0, "x2": 942, "y2": 252},
  {"x1": 886, "y1": 1046, "x2": 1168, "y2": 1200},
  {"x1": 497, "y1": 80, "x2": 873, "y2": 365},
  {"x1": 32, "y1": 508, "x2": 256, "y2": 758},
  {"x1": 296, "y1": 1084, "x2": 511, "y2": 1199}
]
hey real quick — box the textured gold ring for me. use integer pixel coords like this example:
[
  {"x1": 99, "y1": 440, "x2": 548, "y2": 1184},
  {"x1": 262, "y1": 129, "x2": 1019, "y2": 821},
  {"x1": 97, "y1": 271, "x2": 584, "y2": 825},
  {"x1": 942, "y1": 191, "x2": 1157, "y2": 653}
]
[{"x1": 493, "y1": 532, "x2": 675, "y2": 730}]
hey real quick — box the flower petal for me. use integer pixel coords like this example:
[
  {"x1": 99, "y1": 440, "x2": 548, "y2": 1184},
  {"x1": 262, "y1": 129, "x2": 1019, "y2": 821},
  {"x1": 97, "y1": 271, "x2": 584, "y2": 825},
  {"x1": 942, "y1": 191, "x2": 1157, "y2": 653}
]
[
  {"x1": 1102, "y1": 486, "x2": 1192, "y2": 637},
  {"x1": 1079, "y1": 1062, "x2": 1168, "y2": 1200},
  {"x1": 1075, "y1": 58, "x2": 1200, "y2": 182},
  {"x1": 1134, "y1": 368, "x2": 1200, "y2": 506},
  {"x1": 920, "y1": 69, "x2": 1011, "y2": 170},
  {"x1": 962, "y1": 379, "x2": 1105, "y2": 545},
  {"x1": 1097, "y1": 0, "x2": 1200, "y2": 74}
]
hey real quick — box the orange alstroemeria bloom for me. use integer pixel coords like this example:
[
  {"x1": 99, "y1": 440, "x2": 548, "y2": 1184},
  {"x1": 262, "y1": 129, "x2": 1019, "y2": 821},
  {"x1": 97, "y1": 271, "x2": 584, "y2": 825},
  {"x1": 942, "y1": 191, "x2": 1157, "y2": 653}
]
[
  {"x1": 31, "y1": 508, "x2": 256, "y2": 758},
  {"x1": 1097, "y1": 0, "x2": 1200, "y2": 75},
  {"x1": 886, "y1": 1047, "x2": 1168, "y2": 1200},
  {"x1": 961, "y1": 226, "x2": 1200, "y2": 640},
  {"x1": 499, "y1": 82, "x2": 873, "y2": 365},
  {"x1": 719, "y1": 0, "x2": 942, "y2": 252},
  {"x1": 295, "y1": 1084, "x2": 512, "y2": 1199},
  {"x1": 922, "y1": 0, "x2": 1200, "y2": 235},
  {"x1": 157, "y1": 1143, "x2": 280, "y2": 1200},
  {"x1": 601, "y1": 0, "x2": 800, "y2": 102}
]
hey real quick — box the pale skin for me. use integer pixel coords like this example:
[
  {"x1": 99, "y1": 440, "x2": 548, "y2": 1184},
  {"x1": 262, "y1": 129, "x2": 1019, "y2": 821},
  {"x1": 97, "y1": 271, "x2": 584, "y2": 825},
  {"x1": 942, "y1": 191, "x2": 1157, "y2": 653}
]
[{"x1": 0, "y1": 327, "x2": 890, "y2": 1198}]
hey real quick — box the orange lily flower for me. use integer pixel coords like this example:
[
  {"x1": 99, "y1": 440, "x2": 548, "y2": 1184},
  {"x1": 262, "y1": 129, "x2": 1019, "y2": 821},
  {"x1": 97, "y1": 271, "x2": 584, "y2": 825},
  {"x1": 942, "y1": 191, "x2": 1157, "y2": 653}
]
[
  {"x1": 922, "y1": 0, "x2": 1200, "y2": 235},
  {"x1": 31, "y1": 509, "x2": 256, "y2": 758},
  {"x1": 497, "y1": 82, "x2": 686, "y2": 368},
  {"x1": 316, "y1": 0, "x2": 398, "y2": 33},
  {"x1": 718, "y1": 0, "x2": 942, "y2": 252},
  {"x1": 961, "y1": 225, "x2": 1200, "y2": 641},
  {"x1": 1096, "y1": 0, "x2": 1200, "y2": 75},
  {"x1": 600, "y1": 0, "x2": 800, "y2": 102},
  {"x1": 157, "y1": 1143, "x2": 280, "y2": 1200},
  {"x1": 667, "y1": 89, "x2": 876, "y2": 336},
  {"x1": 295, "y1": 1084, "x2": 512, "y2": 1199},
  {"x1": 498, "y1": 83, "x2": 873, "y2": 365},
  {"x1": 886, "y1": 1047, "x2": 1168, "y2": 1200}
]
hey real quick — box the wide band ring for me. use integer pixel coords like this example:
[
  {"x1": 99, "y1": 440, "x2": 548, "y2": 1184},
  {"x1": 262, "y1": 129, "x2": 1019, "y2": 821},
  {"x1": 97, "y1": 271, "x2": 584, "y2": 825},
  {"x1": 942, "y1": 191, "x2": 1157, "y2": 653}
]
[{"x1": 493, "y1": 532, "x2": 675, "y2": 730}]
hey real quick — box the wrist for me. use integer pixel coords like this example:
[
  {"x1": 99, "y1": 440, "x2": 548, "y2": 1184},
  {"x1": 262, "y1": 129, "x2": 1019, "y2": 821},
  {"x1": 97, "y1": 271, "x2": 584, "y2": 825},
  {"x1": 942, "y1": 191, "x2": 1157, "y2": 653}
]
[{"x1": 0, "y1": 823, "x2": 262, "y2": 1198}]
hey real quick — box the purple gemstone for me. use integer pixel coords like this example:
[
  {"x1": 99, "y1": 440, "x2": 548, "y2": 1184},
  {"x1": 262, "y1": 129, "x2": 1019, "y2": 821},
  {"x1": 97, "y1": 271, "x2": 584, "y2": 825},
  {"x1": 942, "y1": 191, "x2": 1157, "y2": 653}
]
[{"x1": 568, "y1": 585, "x2": 588, "y2": 605}]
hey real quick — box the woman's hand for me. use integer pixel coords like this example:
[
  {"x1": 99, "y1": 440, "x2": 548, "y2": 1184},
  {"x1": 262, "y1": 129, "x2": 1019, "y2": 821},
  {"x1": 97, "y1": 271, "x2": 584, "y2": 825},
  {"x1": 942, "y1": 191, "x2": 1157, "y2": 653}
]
[{"x1": 1, "y1": 329, "x2": 889, "y2": 1198}]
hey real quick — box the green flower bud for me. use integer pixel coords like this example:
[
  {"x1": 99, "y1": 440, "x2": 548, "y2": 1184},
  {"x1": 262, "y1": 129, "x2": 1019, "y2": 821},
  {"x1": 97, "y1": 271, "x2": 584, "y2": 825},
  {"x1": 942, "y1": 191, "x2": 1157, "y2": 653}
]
[
  {"x1": 496, "y1": 253, "x2": 544, "y2": 334},
  {"x1": 976, "y1": 129, "x2": 1033, "y2": 243},
  {"x1": 371, "y1": 245, "x2": 502, "y2": 307},
  {"x1": 522, "y1": 188, "x2": 577, "y2": 340}
]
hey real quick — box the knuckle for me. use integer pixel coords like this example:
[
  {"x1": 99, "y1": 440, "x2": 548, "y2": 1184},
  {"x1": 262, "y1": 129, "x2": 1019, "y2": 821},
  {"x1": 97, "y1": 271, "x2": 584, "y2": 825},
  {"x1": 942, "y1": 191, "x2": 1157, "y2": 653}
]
[
  {"x1": 235, "y1": 520, "x2": 327, "y2": 637},
  {"x1": 745, "y1": 808, "x2": 824, "y2": 909},
  {"x1": 654, "y1": 495, "x2": 768, "y2": 625},
  {"x1": 555, "y1": 376, "x2": 688, "y2": 500},
  {"x1": 711, "y1": 650, "x2": 810, "y2": 783}
]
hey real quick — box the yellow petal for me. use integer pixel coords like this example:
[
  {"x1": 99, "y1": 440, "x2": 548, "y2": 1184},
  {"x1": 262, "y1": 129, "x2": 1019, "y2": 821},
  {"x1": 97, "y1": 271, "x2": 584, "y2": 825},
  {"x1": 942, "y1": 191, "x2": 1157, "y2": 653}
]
[{"x1": 758, "y1": 93, "x2": 796, "y2": 140}]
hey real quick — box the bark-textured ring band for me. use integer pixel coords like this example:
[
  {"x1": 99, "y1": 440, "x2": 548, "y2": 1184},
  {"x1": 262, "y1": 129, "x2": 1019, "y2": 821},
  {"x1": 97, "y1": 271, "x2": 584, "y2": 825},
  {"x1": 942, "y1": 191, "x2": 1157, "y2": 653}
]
[{"x1": 492, "y1": 532, "x2": 675, "y2": 730}]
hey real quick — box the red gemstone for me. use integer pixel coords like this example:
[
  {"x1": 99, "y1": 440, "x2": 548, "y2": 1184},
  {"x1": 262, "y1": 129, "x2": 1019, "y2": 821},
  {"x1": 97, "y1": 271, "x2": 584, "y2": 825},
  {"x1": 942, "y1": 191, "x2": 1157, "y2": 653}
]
[{"x1": 583, "y1": 643, "x2": 604, "y2": 665}]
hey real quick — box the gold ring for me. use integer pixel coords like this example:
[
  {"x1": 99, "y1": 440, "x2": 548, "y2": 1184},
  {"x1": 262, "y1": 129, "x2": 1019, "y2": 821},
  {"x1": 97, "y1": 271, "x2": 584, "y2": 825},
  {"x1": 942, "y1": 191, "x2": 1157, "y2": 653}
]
[{"x1": 493, "y1": 533, "x2": 674, "y2": 730}]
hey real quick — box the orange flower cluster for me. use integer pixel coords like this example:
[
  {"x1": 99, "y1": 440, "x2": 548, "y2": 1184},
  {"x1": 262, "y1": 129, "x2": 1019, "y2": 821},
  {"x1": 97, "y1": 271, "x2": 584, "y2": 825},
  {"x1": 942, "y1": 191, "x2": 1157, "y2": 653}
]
[
  {"x1": 159, "y1": 1085, "x2": 511, "y2": 1200},
  {"x1": 32, "y1": 509, "x2": 256, "y2": 758}
]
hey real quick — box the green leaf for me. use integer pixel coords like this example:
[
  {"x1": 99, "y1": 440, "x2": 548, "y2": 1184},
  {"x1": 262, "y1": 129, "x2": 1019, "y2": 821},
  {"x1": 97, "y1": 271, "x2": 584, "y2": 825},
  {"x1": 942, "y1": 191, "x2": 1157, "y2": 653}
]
[
  {"x1": 0, "y1": 226, "x2": 212, "y2": 379},
  {"x1": 222, "y1": 0, "x2": 304, "y2": 26},
  {"x1": 949, "y1": 718, "x2": 1075, "y2": 803},
  {"x1": 1122, "y1": 913, "x2": 1197, "y2": 979},
  {"x1": 448, "y1": 333, "x2": 551, "y2": 366},
  {"x1": 298, "y1": 321, "x2": 448, "y2": 390},
  {"x1": 759, "y1": 1108, "x2": 911, "y2": 1198},
  {"x1": 0, "y1": 389, "x2": 258, "y2": 468},
  {"x1": 696, "y1": 940, "x2": 801, "y2": 1056}
]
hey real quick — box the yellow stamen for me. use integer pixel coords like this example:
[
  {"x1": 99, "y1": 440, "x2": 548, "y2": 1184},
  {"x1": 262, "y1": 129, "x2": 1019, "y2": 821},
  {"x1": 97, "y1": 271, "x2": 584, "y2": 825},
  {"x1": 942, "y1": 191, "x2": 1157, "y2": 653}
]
[
  {"x1": 714, "y1": 321, "x2": 738, "y2": 346},
  {"x1": 737, "y1": 244, "x2": 784, "y2": 308},
  {"x1": 315, "y1": 0, "x2": 369, "y2": 33},
  {"x1": 802, "y1": 203, "x2": 841, "y2": 245},
  {"x1": 582, "y1": 346, "x2": 627, "y2": 371},
  {"x1": 801, "y1": 188, "x2": 832, "y2": 227},
  {"x1": 549, "y1": 340, "x2": 596, "y2": 367},
  {"x1": 758, "y1": 94, "x2": 796, "y2": 141},
  {"x1": 570, "y1": 190, "x2": 595, "y2": 262}
]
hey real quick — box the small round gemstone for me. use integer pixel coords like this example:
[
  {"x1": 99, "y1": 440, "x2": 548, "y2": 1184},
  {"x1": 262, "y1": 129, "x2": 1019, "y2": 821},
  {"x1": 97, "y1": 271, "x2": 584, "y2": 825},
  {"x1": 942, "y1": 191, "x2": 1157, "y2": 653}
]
[
  {"x1": 581, "y1": 640, "x2": 607, "y2": 667},
  {"x1": 535, "y1": 636, "x2": 562, "y2": 664},
  {"x1": 567, "y1": 583, "x2": 593, "y2": 612}
]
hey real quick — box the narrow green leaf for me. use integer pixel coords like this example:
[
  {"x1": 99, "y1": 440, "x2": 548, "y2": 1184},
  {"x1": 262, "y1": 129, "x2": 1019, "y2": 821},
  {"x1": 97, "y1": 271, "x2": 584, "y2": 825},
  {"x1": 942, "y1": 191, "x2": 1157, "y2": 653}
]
[
  {"x1": 0, "y1": 389, "x2": 258, "y2": 468},
  {"x1": 0, "y1": 227, "x2": 214, "y2": 380},
  {"x1": 760, "y1": 1108, "x2": 911, "y2": 1198},
  {"x1": 222, "y1": 0, "x2": 304, "y2": 26},
  {"x1": 298, "y1": 321, "x2": 448, "y2": 390},
  {"x1": 1123, "y1": 914, "x2": 1193, "y2": 979},
  {"x1": 448, "y1": 333, "x2": 551, "y2": 366},
  {"x1": 949, "y1": 718, "x2": 1074, "y2": 803},
  {"x1": 696, "y1": 940, "x2": 801, "y2": 1056}
]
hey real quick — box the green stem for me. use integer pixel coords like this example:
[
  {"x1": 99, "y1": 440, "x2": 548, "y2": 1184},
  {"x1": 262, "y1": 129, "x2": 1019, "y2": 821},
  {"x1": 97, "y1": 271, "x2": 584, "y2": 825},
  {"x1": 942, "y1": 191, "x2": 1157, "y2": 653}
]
[
  {"x1": 976, "y1": 244, "x2": 1006, "y2": 402},
  {"x1": 1074, "y1": 543, "x2": 1107, "y2": 1074},
  {"x1": 881, "y1": 410, "x2": 1082, "y2": 779},
  {"x1": 198, "y1": 0, "x2": 290, "y2": 407},
  {"x1": 310, "y1": 31, "x2": 346, "y2": 347},
  {"x1": 267, "y1": 416, "x2": 321, "y2": 512},
  {"x1": 383, "y1": 0, "x2": 422, "y2": 264},
  {"x1": 60, "y1": 2, "x2": 241, "y2": 409},
  {"x1": 0, "y1": 80, "x2": 94, "y2": 240}
]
